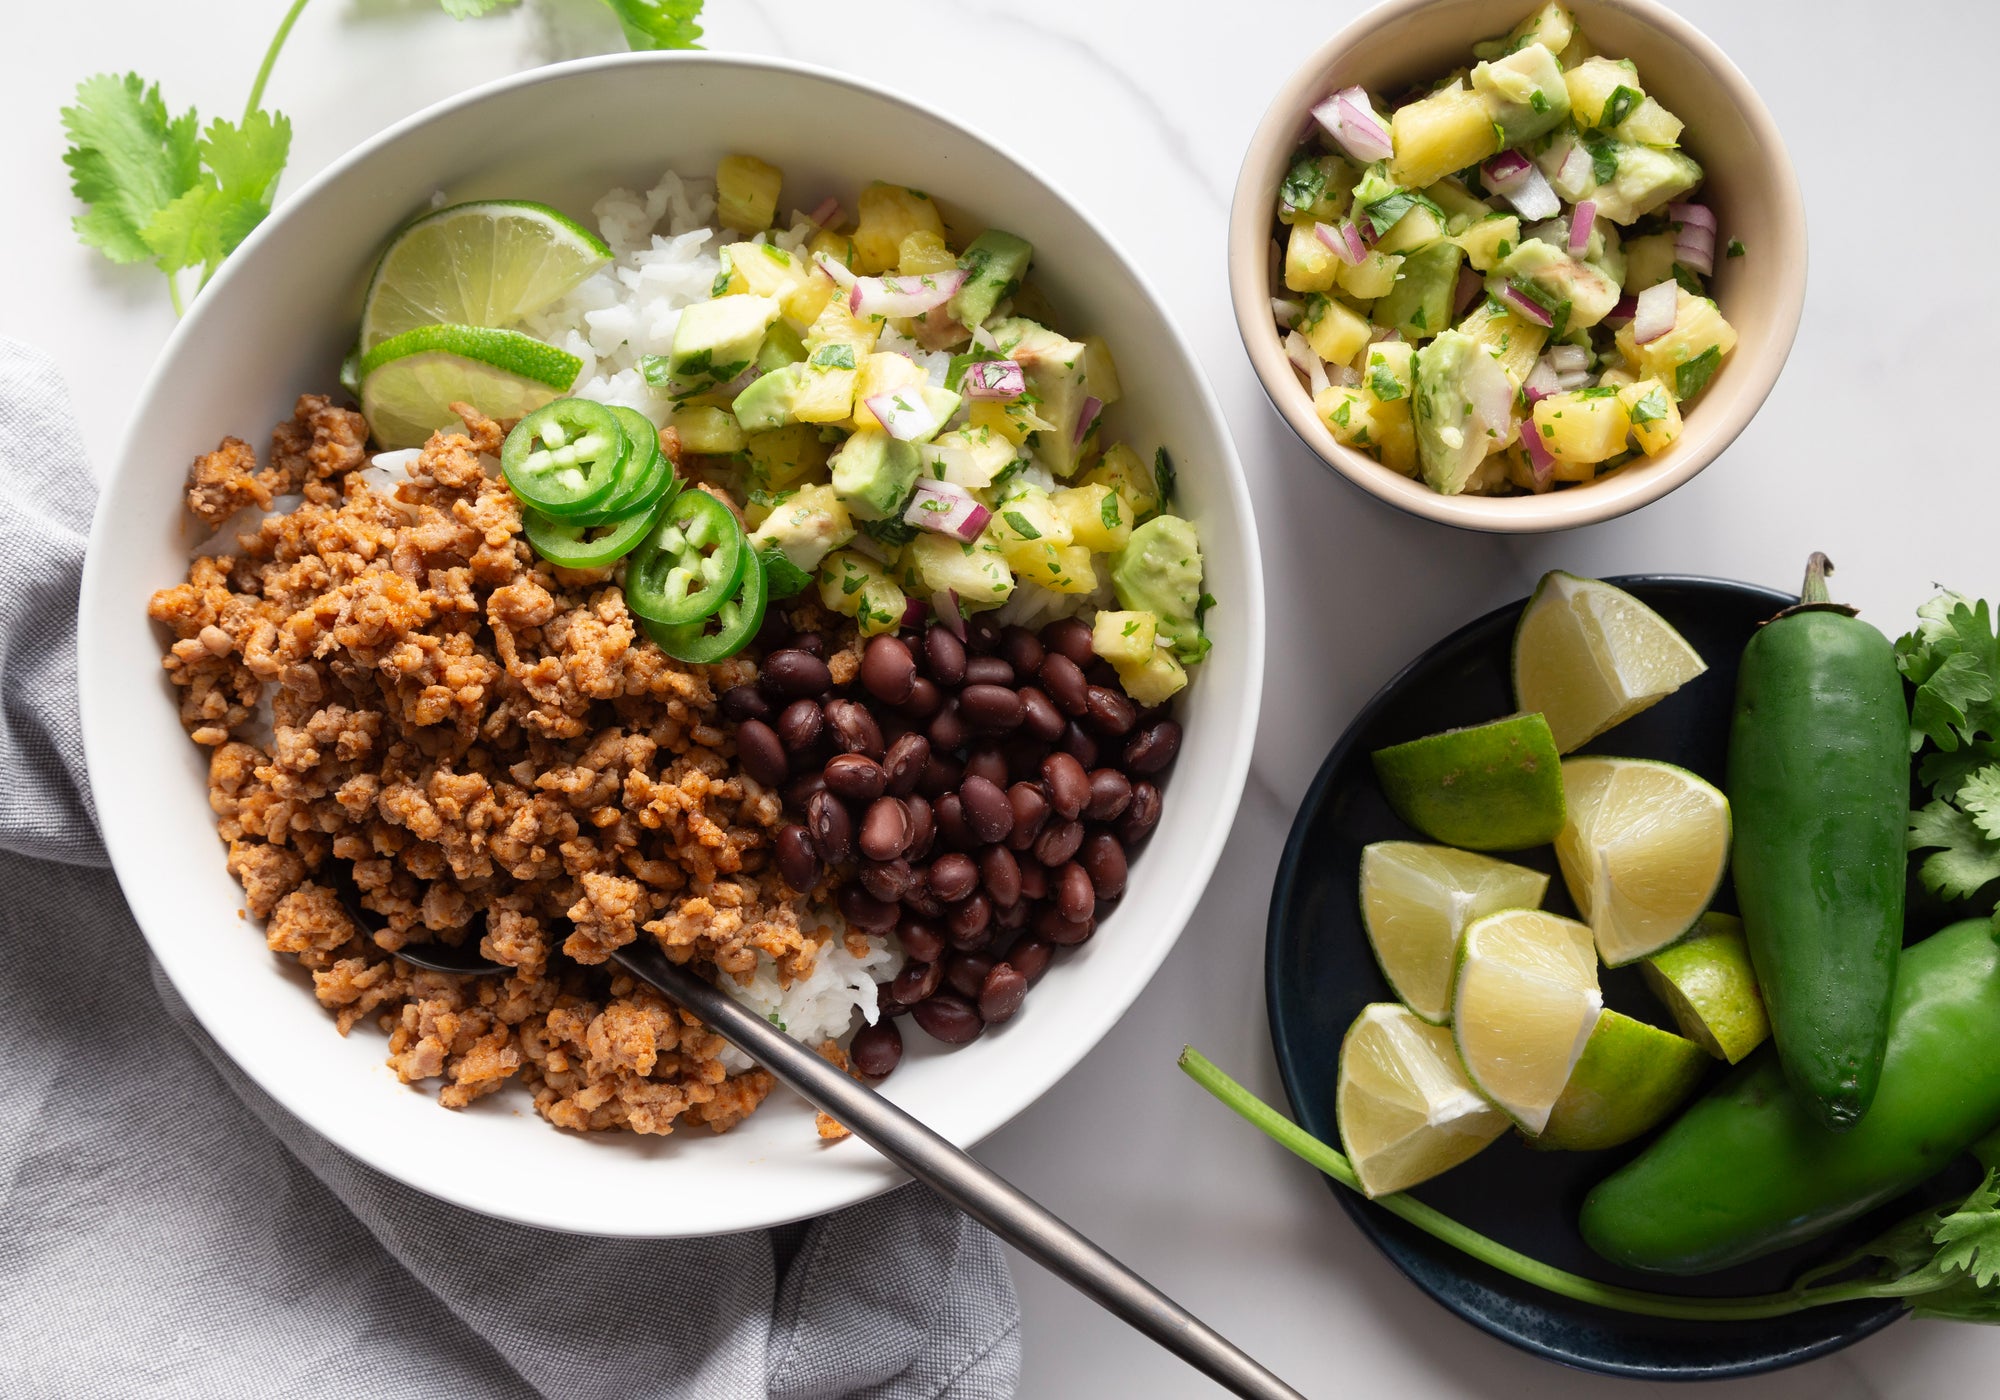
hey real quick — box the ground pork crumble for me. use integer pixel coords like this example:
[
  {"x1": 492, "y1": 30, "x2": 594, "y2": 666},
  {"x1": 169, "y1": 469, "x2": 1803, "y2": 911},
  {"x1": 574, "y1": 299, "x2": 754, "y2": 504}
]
[{"x1": 149, "y1": 395, "x2": 851, "y2": 1137}]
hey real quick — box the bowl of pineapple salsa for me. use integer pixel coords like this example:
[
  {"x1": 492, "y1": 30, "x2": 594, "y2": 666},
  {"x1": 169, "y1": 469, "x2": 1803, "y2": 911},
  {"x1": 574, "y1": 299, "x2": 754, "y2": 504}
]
[{"x1": 1229, "y1": 0, "x2": 1806, "y2": 532}]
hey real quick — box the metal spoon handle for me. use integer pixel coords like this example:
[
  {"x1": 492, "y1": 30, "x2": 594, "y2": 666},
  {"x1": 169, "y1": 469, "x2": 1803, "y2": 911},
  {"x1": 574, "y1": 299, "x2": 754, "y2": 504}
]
[{"x1": 610, "y1": 944, "x2": 1304, "y2": 1400}]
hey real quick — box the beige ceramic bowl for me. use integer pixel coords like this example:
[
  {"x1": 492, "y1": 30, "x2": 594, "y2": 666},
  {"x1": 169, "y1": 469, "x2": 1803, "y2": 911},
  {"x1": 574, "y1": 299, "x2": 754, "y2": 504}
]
[{"x1": 1229, "y1": 0, "x2": 1806, "y2": 532}]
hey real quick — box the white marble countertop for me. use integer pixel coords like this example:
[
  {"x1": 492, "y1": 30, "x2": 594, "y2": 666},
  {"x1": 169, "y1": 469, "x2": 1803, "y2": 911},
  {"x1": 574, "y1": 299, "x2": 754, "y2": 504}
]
[{"x1": 8, "y1": 0, "x2": 1997, "y2": 1394}]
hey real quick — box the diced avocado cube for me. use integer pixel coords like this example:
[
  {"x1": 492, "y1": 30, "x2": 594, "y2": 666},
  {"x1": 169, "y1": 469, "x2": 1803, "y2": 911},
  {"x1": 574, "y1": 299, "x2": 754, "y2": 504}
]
[
  {"x1": 1495, "y1": 239, "x2": 1620, "y2": 329},
  {"x1": 668, "y1": 294, "x2": 777, "y2": 390},
  {"x1": 756, "y1": 319, "x2": 807, "y2": 373},
  {"x1": 732, "y1": 364, "x2": 804, "y2": 432},
  {"x1": 990, "y1": 316, "x2": 1095, "y2": 477},
  {"x1": 1092, "y1": 610, "x2": 1158, "y2": 666},
  {"x1": 910, "y1": 532, "x2": 1015, "y2": 611},
  {"x1": 672, "y1": 405, "x2": 746, "y2": 455},
  {"x1": 1375, "y1": 241, "x2": 1465, "y2": 342},
  {"x1": 1472, "y1": 43, "x2": 1571, "y2": 147},
  {"x1": 1412, "y1": 329, "x2": 1515, "y2": 495},
  {"x1": 830, "y1": 429, "x2": 920, "y2": 520},
  {"x1": 1116, "y1": 650, "x2": 1188, "y2": 706},
  {"x1": 744, "y1": 424, "x2": 827, "y2": 489},
  {"x1": 747, "y1": 482, "x2": 854, "y2": 572},
  {"x1": 1111, "y1": 516, "x2": 1206, "y2": 663},
  {"x1": 949, "y1": 229, "x2": 1034, "y2": 330},
  {"x1": 1591, "y1": 146, "x2": 1702, "y2": 225}
]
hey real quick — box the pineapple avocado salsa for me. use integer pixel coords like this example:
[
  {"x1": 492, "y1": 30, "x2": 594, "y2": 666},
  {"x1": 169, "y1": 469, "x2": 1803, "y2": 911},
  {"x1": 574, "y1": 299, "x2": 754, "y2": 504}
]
[
  {"x1": 1271, "y1": 2, "x2": 1739, "y2": 496},
  {"x1": 356, "y1": 156, "x2": 1209, "y2": 694}
]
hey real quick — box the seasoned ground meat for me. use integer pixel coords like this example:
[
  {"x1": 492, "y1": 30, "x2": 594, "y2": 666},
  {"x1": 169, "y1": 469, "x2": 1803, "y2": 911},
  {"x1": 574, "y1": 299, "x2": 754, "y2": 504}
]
[{"x1": 148, "y1": 401, "x2": 827, "y2": 1137}]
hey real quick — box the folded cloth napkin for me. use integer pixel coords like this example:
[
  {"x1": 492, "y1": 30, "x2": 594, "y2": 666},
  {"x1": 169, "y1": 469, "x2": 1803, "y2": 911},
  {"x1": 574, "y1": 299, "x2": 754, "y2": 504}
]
[{"x1": 0, "y1": 338, "x2": 1021, "y2": 1399}]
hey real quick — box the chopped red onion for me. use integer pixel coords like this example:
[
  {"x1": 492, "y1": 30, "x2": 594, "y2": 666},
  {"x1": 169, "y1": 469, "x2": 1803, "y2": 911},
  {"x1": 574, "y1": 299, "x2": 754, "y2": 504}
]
[
  {"x1": 867, "y1": 391, "x2": 941, "y2": 442},
  {"x1": 1464, "y1": 352, "x2": 1517, "y2": 446},
  {"x1": 932, "y1": 589, "x2": 966, "y2": 639},
  {"x1": 1548, "y1": 344, "x2": 1589, "y2": 373},
  {"x1": 814, "y1": 252, "x2": 857, "y2": 290},
  {"x1": 1271, "y1": 297, "x2": 1304, "y2": 328},
  {"x1": 1568, "y1": 202, "x2": 1596, "y2": 255},
  {"x1": 1453, "y1": 264, "x2": 1482, "y2": 316},
  {"x1": 808, "y1": 196, "x2": 841, "y2": 230},
  {"x1": 1501, "y1": 285, "x2": 1555, "y2": 327},
  {"x1": 1605, "y1": 293, "x2": 1637, "y2": 324},
  {"x1": 1523, "y1": 412, "x2": 1557, "y2": 485},
  {"x1": 900, "y1": 596, "x2": 929, "y2": 628},
  {"x1": 1073, "y1": 396, "x2": 1104, "y2": 447},
  {"x1": 1524, "y1": 358, "x2": 1560, "y2": 402},
  {"x1": 969, "y1": 323, "x2": 1001, "y2": 353},
  {"x1": 1284, "y1": 331, "x2": 1330, "y2": 396},
  {"x1": 1554, "y1": 368, "x2": 1591, "y2": 391},
  {"x1": 1556, "y1": 144, "x2": 1592, "y2": 192},
  {"x1": 719, "y1": 365, "x2": 762, "y2": 397},
  {"x1": 1676, "y1": 224, "x2": 1716, "y2": 276},
  {"x1": 1668, "y1": 202, "x2": 1716, "y2": 234},
  {"x1": 1502, "y1": 166, "x2": 1560, "y2": 222},
  {"x1": 904, "y1": 480, "x2": 990, "y2": 542},
  {"x1": 1483, "y1": 150, "x2": 1533, "y2": 188},
  {"x1": 850, "y1": 270, "x2": 968, "y2": 319},
  {"x1": 1315, "y1": 221, "x2": 1367, "y2": 266},
  {"x1": 962, "y1": 360, "x2": 1025, "y2": 399},
  {"x1": 1370, "y1": 325, "x2": 1403, "y2": 343},
  {"x1": 1632, "y1": 280, "x2": 1678, "y2": 344},
  {"x1": 1326, "y1": 362, "x2": 1360, "y2": 389},
  {"x1": 1312, "y1": 86, "x2": 1394, "y2": 164}
]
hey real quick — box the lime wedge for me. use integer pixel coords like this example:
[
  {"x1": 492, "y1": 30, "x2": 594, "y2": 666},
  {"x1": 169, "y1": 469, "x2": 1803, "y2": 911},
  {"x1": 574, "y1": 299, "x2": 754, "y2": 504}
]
[
  {"x1": 1642, "y1": 911, "x2": 1770, "y2": 1063},
  {"x1": 1451, "y1": 908, "x2": 1602, "y2": 1135},
  {"x1": 359, "y1": 324, "x2": 581, "y2": 450},
  {"x1": 359, "y1": 199, "x2": 611, "y2": 352},
  {"x1": 1372, "y1": 713, "x2": 1566, "y2": 851},
  {"x1": 1358, "y1": 842, "x2": 1549, "y2": 1024},
  {"x1": 1531, "y1": 1009, "x2": 1708, "y2": 1151},
  {"x1": 1337, "y1": 1002, "x2": 1509, "y2": 1197},
  {"x1": 1555, "y1": 757, "x2": 1731, "y2": 966},
  {"x1": 1512, "y1": 571, "x2": 1708, "y2": 754}
]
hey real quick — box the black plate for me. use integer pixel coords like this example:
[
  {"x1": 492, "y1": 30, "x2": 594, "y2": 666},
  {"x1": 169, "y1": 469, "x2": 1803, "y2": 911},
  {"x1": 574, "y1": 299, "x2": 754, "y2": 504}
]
[{"x1": 1265, "y1": 576, "x2": 1918, "y2": 1380}]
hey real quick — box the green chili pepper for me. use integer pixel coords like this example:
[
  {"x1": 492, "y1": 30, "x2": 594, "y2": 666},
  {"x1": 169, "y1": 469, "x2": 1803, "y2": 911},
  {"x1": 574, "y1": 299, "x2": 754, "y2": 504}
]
[
  {"x1": 641, "y1": 551, "x2": 768, "y2": 665},
  {"x1": 576, "y1": 406, "x2": 676, "y2": 525},
  {"x1": 521, "y1": 498, "x2": 663, "y2": 571},
  {"x1": 1728, "y1": 553, "x2": 1909, "y2": 1131},
  {"x1": 624, "y1": 489, "x2": 748, "y2": 627},
  {"x1": 501, "y1": 399, "x2": 628, "y2": 517},
  {"x1": 1580, "y1": 918, "x2": 2000, "y2": 1275}
]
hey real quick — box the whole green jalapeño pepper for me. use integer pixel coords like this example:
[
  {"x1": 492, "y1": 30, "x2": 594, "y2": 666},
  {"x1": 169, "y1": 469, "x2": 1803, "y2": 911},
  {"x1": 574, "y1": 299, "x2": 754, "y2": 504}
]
[
  {"x1": 1727, "y1": 553, "x2": 1909, "y2": 1131},
  {"x1": 1580, "y1": 919, "x2": 2000, "y2": 1276}
]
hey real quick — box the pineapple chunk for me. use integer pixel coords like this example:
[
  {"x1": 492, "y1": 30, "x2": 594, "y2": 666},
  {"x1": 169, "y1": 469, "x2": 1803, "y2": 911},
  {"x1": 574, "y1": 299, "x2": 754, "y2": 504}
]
[
  {"x1": 897, "y1": 230, "x2": 958, "y2": 275},
  {"x1": 1480, "y1": 2, "x2": 1575, "y2": 60},
  {"x1": 1424, "y1": 177, "x2": 1493, "y2": 233},
  {"x1": 749, "y1": 482, "x2": 854, "y2": 572},
  {"x1": 909, "y1": 533, "x2": 1015, "y2": 611},
  {"x1": 987, "y1": 488, "x2": 1072, "y2": 570},
  {"x1": 1618, "y1": 97, "x2": 1684, "y2": 148},
  {"x1": 1596, "y1": 365, "x2": 1637, "y2": 390},
  {"x1": 1617, "y1": 378, "x2": 1683, "y2": 455},
  {"x1": 1622, "y1": 232, "x2": 1678, "y2": 291},
  {"x1": 1092, "y1": 610, "x2": 1158, "y2": 666},
  {"x1": 848, "y1": 352, "x2": 928, "y2": 432},
  {"x1": 1614, "y1": 290, "x2": 1737, "y2": 399},
  {"x1": 717, "y1": 155, "x2": 782, "y2": 234},
  {"x1": 1081, "y1": 443, "x2": 1161, "y2": 522},
  {"x1": 1375, "y1": 204, "x2": 1447, "y2": 255},
  {"x1": 1011, "y1": 541, "x2": 1097, "y2": 594},
  {"x1": 1054, "y1": 483, "x2": 1132, "y2": 553},
  {"x1": 808, "y1": 228, "x2": 857, "y2": 269},
  {"x1": 1556, "y1": 28, "x2": 1595, "y2": 68},
  {"x1": 806, "y1": 299, "x2": 880, "y2": 355},
  {"x1": 1564, "y1": 57, "x2": 1640, "y2": 127},
  {"x1": 1081, "y1": 335, "x2": 1123, "y2": 404},
  {"x1": 1115, "y1": 651, "x2": 1188, "y2": 706},
  {"x1": 791, "y1": 366, "x2": 860, "y2": 424},
  {"x1": 1300, "y1": 294, "x2": 1373, "y2": 369},
  {"x1": 1337, "y1": 249, "x2": 1403, "y2": 300},
  {"x1": 1454, "y1": 214, "x2": 1520, "y2": 272},
  {"x1": 1458, "y1": 299, "x2": 1549, "y2": 384},
  {"x1": 1284, "y1": 222, "x2": 1342, "y2": 293},
  {"x1": 1278, "y1": 153, "x2": 1356, "y2": 225},
  {"x1": 817, "y1": 550, "x2": 907, "y2": 637},
  {"x1": 1314, "y1": 385, "x2": 1390, "y2": 455},
  {"x1": 1531, "y1": 388, "x2": 1631, "y2": 464},
  {"x1": 1389, "y1": 84, "x2": 1500, "y2": 189},
  {"x1": 781, "y1": 273, "x2": 837, "y2": 329},
  {"x1": 745, "y1": 424, "x2": 828, "y2": 489},
  {"x1": 725, "y1": 241, "x2": 808, "y2": 299},
  {"x1": 672, "y1": 406, "x2": 746, "y2": 455},
  {"x1": 853, "y1": 184, "x2": 946, "y2": 274},
  {"x1": 1361, "y1": 342, "x2": 1419, "y2": 476},
  {"x1": 969, "y1": 399, "x2": 1029, "y2": 447}
]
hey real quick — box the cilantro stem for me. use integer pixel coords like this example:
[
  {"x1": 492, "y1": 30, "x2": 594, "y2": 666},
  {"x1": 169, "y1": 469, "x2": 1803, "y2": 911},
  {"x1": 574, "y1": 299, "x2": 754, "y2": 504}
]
[
  {"x1": 167, "y1": 274, "x2": 186, "y2": 318},
  {"x1": 1176, "y1": 1048, "x2": 1906, "y2": 1323},
  {"x1": 245, "y1": 0, "x2": 313, "y2": 123}
]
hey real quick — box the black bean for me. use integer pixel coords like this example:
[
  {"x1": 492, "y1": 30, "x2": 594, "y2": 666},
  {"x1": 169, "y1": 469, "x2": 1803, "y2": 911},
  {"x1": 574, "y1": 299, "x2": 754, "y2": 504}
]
[
  {"x1": 1035, "y1": 817, "x2": 1084, "y2": 868},
  {"x1": 793, "y1": 631, "x2": 827, "y2": 658},
  {"x1": 874, "y1": 982, "x2": 911, "y2": 1017},
  {"x1": 826, "y1": 698, "x2": 885, "y2": 758},
  {"x1": 963, "y1": 746, "x2": 1009, "y2": 790},
  {"x1": 1017, "y1": 860, "x2": 1049, "y2": 901},
  {"x1": 1018, "y1": 687, "x2": 1064, "y2": 742},
  {"x1": 1059, "y1": 721, "x2": 1100, "y2": 769},
  {"x1": 1085, "y1": 768, "x2": 1132, "y2": 821},
  {"x1": 959, "y1": 775, "x2": 1014, "y2": 844},
  {"x1": 903, "y1": 794, "x2": 935, "y2": 861},
  {"x1": 1119, "y1": 781, "x2": 1163, "y2": 846},
  {"x1": 883, "y1": 732, "x2": 930, "y2": 796},
  {"x1": 965, "y1": 617, "x2": 1002, "y2": 655},
  {"x1": 918, "y1": 752, "x2": 963, "y2": 799},
  {"x1": 947, "y1": 892, "x2": 994, "y2": 948},
  {"x1": 1041, "y1": 751, "x2": 1089, "y2": 820},
  {"x1": 1002, "y1": 736, "x2": 1049, "y2": 785},
  {"x1": 1084, "y1": 685, "x2": 1137, "y2": 737},
  {"x1": 1009, "y1": 936, "x2": 1055, "y2": 985},
  {"x1": 993, "y1": 895, "x2": 1030, "y2": 932},
  {"x1": 859, "y1": 796, "x2": 913, "y2": 861},
  {"x1": 1124, "y1": 719, "x2": 1182, "y2": 775},
  {"x1": 736, "y1": 719, "x2": 789, "y2": 787},
  {"x1": 860, "y1": 857, "x2": 916, "y2": 903},
  {"x1": 850, "y1": 1020, "x2": 903, "y2": 1078},
  {"x1": 960, "y1": 683, "x2": 1025, "y2": 732},
  {"x1": 979, "y1": 962, "x2": 1029, "y2": 1023},
  {"x1": 923, "y1": 624, "x2": 967, "y2": 685},
  {"x1": 755, "y1": 608, "x2": 794, "y2": 651},
  {"x1": 890, "y1": 957, "x2": 943, "y2": 1004},
  {"x1": 1081, "y1": 832, "x2": 1129, "y2": 899},
  {"x1": 1035, "y1": 905, "x2": 1095, "y2": 946},
  {"x1": 720, "y1": 685, "x2": 770, "y2": 722},
  {"x1": 777, "y1": 698, "x2": 824, "y2": 753},
  {"x1": 1038, "y1": 653, "x2": 1089, "y2": 716},
  {"x1": 946, "y1": 952, "x2": 997, "y2": 1000},
  {"x1": 899, "y1": 675, "x2": 943, "y2": 721},
  {"x1": 1084, "y1": 658, "x2": 1119, "y2": 688},
  {"x1": 979, "y1": 845, "x2": 1022, "y2": 907},
  {"x1": 1000, "y1": 625, "x2": 1045, "y2": 682},
  {"x1": 860, "y1": 634, "x2": 918, "y2": 704},
  {"x1": 806, "y1": 788, "x2": 853, "y2": 864},
  {"x1": 785, "y1": 772, "x2": 826, "y2": 813},
  {"x1": 1006, "y1": 782, "x2": 1050, "y2": 851},
  {"x1": 839, "y1": 883, "x2": 899, "y2": 933},
  {"x1": 934, "y1": 792, "x2": 973, "y2": 850},
  {"x1": 775, "y1": 823, "x2": 819, "y2": 891},
  {"x1": 763, "y1": 648, "x2": 831, "y2": 698},
  {"x1": 1039, "y1": 616, "x2": 1095, "y2": 667},
  {"x1": 1055, "y1": 861, "x2": 1095, "y2": 922},
  {"x1": 902, "y1": 888, "x2": 946, "y2": 919},
  {"x1": 927, "y1": 852, "x2": 980, "y2": 903},
  {"x1": 899, "y1": 919, "x2": 945, "y2": 963},
  {"x1": 912, "y1": 994, "x2": 984, "y2": 1044},
  {"x1": 928, "y1": 699, "x2": 970, "y2": 754},
  {"x1": 963, "y1": 655, "x2": 1016, "y2": 688},
  {"x1": 824, "y1": 752, "x2": 887, "y2": 802}
]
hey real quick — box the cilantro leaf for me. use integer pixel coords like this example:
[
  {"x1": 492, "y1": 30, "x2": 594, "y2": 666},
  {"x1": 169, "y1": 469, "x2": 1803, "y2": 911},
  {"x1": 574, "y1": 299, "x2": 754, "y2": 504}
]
[
  {"x1": 860, "y1": 515, "x2": 917, "y2": 548},
  {"x1": 1600, "y1": 85, "x2": 1641, "y2": 129},
  {"x1": 1280, "y1": 156, "x2": 1328, "y2": 215},
  {"x1": 1932, "y1": 1173, "x2": 2000, "y2": 1288},
  {"x1": 1959, "y1": 766, "x2": 2000, "y2": 841},
  {"x1": 1898, "y1": 594, "x2": 2000, "y2": 752},
  {"x1": 142, "y1": 110, "x2": 292, "y2": 283},
  {"x1": 62, "y1": 72, "x2": 199, "y2": 266},
  {"x1": 1001, "y1": 509, "x2": 1041, "y2": 541},
  {"x1": 1909, "y1": 800, "x2": 2000, "y2": 902},
  {"x1": 1152, "y1": 447, "x2": 1177, "y2": 511},
  {"x1": 757, "y1": 549, "x2": 812, "y2": 600},
  {"x1": 439, "y1": 0, "x2": 513, "y2": 15},
  {"x1": 1627, "y1": 386, "x2": 1671, "y2": 425},
  {"x1": 1674, "y1": 345, "x2": 1722, "y2": 400},
  {"x1": 604, "y1": 0, "x2": 705, "y2": 50},
  {"x1": 1581, "y1": 132, "x2": 1620, "y2": 185}
]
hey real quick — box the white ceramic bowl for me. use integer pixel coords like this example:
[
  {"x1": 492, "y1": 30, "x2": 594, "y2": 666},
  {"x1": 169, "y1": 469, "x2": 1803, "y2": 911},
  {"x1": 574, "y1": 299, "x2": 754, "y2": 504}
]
[{"x1": 78, "y1": 53, "x2": 1263, "y2": 1237}]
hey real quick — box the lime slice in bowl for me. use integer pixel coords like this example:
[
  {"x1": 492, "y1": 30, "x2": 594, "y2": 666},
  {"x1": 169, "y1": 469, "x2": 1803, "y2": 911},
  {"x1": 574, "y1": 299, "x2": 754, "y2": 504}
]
[
  {"x1": 1358, "y1": 842, "x2": 1549, "y2": 1024},
  {"x1": 359, "y1": 199, "x2": 611, "y2": 352},
  {"x1": 1531, "y1": 1009, "x2": 1708, "y2": 1152},
  {"x1": 1513, "y1": 571, "x2": 1708, "y2": 754},
  {"x1": 1555, "y1": 757, "x2": 1731, "y2": 966},
  {"x1": 1451, "y1": 908, "x2": 1602, "y2": 1136},
  {"x1": 1337, "y1": 1002, "x2": 1509, "y2": 1197},
  {"x1": 359, "y1": 324, "x2": 581, "y2": 450}
]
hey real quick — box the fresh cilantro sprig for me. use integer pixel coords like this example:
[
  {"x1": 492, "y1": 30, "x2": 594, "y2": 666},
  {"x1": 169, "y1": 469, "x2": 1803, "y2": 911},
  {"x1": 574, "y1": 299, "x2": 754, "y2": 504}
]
[
  {"x1": 62, "y1": 0, "x2": 705, "y2": 314},
  {"x1": 1898, "y1": 591, "x2": 2000, "y2": 925}
]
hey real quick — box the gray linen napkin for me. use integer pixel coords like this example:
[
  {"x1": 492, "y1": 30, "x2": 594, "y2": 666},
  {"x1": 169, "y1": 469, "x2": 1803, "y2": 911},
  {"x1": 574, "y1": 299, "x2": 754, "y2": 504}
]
[{"x1": 0, "y1": 337, "x2": 1022, "y2": 1400}]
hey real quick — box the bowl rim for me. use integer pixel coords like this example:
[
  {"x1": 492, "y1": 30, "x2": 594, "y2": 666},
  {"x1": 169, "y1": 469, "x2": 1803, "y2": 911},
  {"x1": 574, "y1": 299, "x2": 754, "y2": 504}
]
[
  {"x1": 1226, "y1": 0, "x2": 1809, "y2": 534},
  {"x1": 77, "y1": 47, "x2": 1267, "y2": 1236}
]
